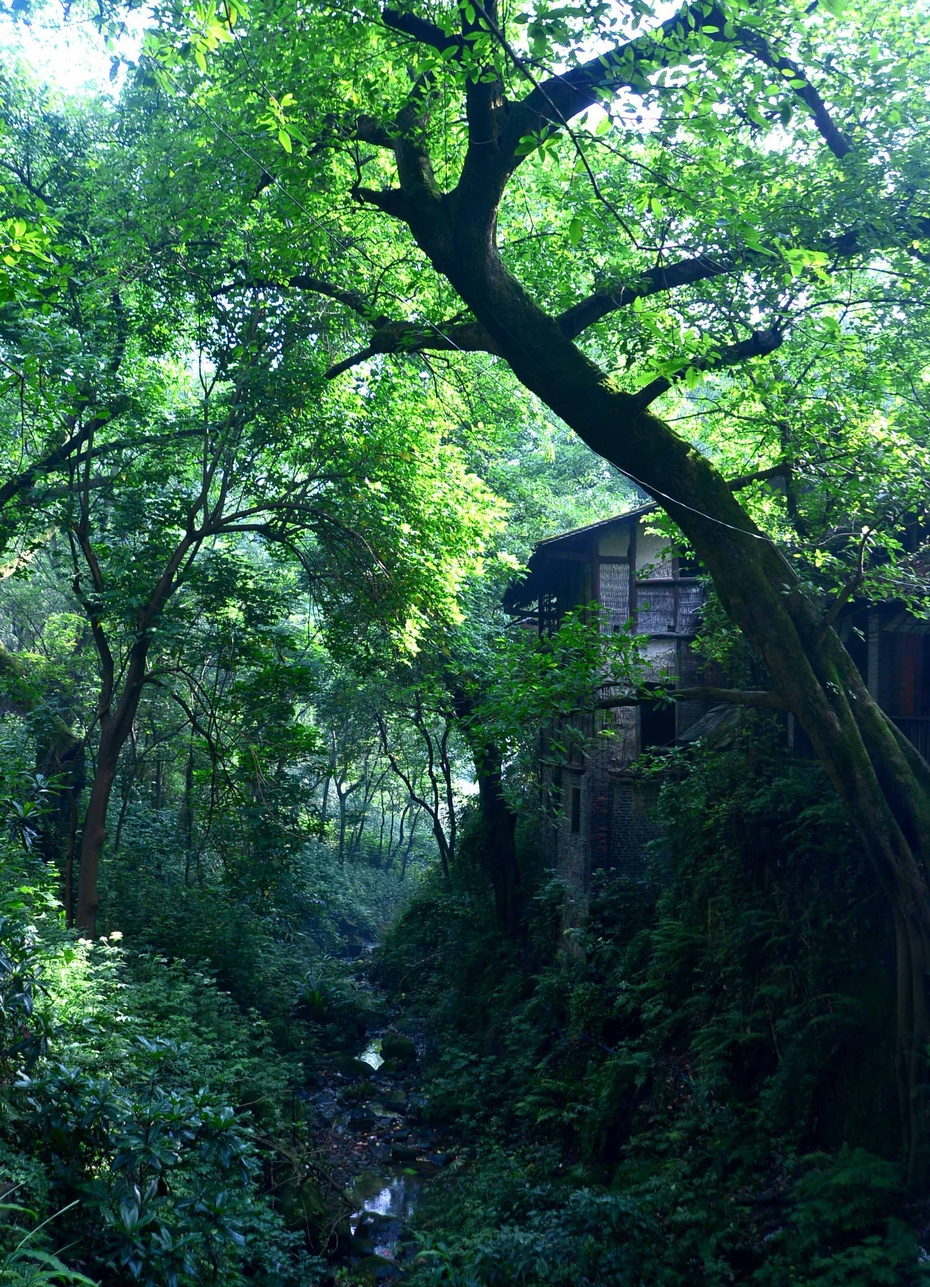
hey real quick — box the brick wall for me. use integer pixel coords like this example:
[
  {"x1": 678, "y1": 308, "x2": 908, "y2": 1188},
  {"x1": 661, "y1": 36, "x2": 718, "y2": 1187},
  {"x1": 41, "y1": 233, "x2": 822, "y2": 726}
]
[{"x1": 606, "y1": 775, "x2": 661, "y2": 877}]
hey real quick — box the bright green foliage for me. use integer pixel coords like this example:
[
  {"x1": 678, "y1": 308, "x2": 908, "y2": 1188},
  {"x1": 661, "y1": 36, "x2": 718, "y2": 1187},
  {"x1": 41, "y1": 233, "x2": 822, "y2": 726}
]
[
  {"x1": 123, "y1": 0, "x2": 930, "y2": 605},
  {"x1": 0, "y1": 844, "x2": 330, "y2": 1287},
  {"x1": 0, "y1": 54, "x2": 504, "y2": 653},
  {"x1": 3, "y1": 0, "x2": 930, "y2": 1280},
  {"x1": 455, "y1": 605, "x2": 645, "y2": 785}
]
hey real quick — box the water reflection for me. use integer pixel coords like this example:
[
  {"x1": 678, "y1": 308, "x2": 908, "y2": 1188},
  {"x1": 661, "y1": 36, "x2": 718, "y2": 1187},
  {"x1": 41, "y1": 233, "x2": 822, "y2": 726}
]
[
  {"x1": 351, "y1": 1170, "x2": 422, "y2": 1258},
  {"x1": 359, "y1": 1038, "x2": 384, "y2": 1070}
]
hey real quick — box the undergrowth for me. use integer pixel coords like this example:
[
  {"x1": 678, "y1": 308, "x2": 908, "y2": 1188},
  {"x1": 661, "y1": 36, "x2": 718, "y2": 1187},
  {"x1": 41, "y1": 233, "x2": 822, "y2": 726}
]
[
  {"x1": 0, "y1": 844, "x2": 334, "y2": 1286},
  {"x1": 0, "y1": 813, "x2": 408, "y2": 1285},
  {"x1": 380, "y1": 736, "x2": 929, "y2": 1285}
]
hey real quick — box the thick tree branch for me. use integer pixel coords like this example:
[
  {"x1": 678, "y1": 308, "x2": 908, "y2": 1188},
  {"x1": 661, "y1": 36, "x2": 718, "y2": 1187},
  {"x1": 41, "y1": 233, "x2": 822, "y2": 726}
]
[
  {"x1": 279, "y1": 274, "x2": 392, "y2": 326},
  {"x1": 353, "y1": 184, "x2": 413, "y2": 221},
  {"x1": 558, "y1": 254, "x2": 733, "y2": 337},
  {"x1": 323, "y1": 317, "x2": 498, "y2": 376},
  {"x1": 732, "y1": 24, "x2": 851, "y2": 160},
  {"x1": 0, "y1": 399, "x2": 131, "y2": 516},
  {"x1": 821, "y1": 526, "x2": 871, "y2": 634},
  {"x1": 728, "y1": 462, "x2": 791, "y2": 492},
  {"x1": 325, "y1": 346, "x2": 379, "y2": 379},
  {"x1": 356, "y1": 115, "x2": 398, "y2": 149},
  {"x1": 382, "y1": 7, "x2": 465, "y2": 56},
  {"x1": 505, "y1": 1, "x2": 850, "y2": 163}
]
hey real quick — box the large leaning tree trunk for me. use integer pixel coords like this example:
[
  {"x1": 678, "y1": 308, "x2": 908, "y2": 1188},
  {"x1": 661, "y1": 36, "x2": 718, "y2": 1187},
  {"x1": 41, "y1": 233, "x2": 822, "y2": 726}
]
[{"x1": 295, "y1": 0, "x2": 930, "y2": 1180}]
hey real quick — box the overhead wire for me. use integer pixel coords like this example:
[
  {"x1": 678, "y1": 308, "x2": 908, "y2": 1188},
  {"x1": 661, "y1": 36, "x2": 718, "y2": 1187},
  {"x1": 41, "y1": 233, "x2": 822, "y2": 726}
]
[{"x1": 144, "y1": 42, "x2": 789, "y2": 550}]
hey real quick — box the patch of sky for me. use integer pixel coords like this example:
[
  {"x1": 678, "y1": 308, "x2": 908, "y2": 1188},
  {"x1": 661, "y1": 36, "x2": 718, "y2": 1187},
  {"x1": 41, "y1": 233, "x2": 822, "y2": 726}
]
[{"x1": 0, "y1": 0, "x2": 143, "y2": 96}]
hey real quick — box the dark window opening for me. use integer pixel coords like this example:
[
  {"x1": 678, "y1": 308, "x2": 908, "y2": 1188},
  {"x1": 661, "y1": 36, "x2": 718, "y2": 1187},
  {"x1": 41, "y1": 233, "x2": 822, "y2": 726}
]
[
  {"x1": 570, "y1": 787, "x2": 582, "y2": 833},
  {"x1": 539, "y1": 592, "x2": 559, "y2": 637},
  {"x1": 640, "y1": 686, "x2": 677, "y2": 750}
]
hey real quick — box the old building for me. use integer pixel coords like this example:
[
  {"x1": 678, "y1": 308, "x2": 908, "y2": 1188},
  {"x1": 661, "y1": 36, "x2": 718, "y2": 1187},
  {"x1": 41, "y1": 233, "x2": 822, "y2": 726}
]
[
  {"x1": 504, "y1": 504, "x2": 706, "y2": 910},
  {"x1": 505, "y1": 505, "x2": 930, "y2": 913}
]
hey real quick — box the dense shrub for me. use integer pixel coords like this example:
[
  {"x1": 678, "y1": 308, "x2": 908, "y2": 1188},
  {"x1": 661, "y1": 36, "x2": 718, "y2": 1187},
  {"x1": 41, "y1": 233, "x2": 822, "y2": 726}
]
[
  {"x1": 0, "y1": 848, "x2": 327, "y2": 1287},
  {"x1": 386, "y1": 734, "x2": 925, "y2": 1284},
  {"x1": 101, "y1": 835, "x2": 409, "y2": 1033}
]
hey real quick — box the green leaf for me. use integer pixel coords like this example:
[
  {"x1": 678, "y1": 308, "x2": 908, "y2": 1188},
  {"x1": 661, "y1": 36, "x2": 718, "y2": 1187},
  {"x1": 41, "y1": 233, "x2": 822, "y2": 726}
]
[
  {"x1": 514, "y1": 133, "x2": 540, "y2": 156},
  {"x1": 567, "y1": 215, "x2": 583, "y2": 246},
  {"x1": 278, "y1": 129, "x2": 293, "y2": 153}
]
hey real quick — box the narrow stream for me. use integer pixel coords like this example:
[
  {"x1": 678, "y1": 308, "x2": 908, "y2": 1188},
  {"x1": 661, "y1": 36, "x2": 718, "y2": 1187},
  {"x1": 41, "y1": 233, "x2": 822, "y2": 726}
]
[
  {"x1": 350, "y1": 1169, "x2": 422, "y2": 1258},
  {"x1": 334, "y1": 1028, "x2": 455, "y2": 1278}
]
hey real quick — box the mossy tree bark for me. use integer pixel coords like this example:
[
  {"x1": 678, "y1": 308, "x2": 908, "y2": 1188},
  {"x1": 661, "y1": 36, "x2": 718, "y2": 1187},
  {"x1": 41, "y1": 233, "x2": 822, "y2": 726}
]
[{"x1": 327, "y1": 0, "x2": 930, "y2": 1179}]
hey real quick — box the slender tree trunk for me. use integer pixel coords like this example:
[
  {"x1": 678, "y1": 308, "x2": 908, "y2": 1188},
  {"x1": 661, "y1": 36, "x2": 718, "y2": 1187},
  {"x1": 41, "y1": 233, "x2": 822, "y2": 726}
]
[
  {"x1": 377, "y1": 711, "x2": 454, "y2": 881},
  {"x1": 75, "y1": 643, "x2": 149, "y2": 936},
  {"x1": 181, "y1": 733, "x2": 195, "y2": 884},
  {"x1": 153, "y1": 754, "x2": 164, "y2": 810},
  {"x1": 337, "y1": 786, "x2": 347, "y2": 863},
  {"x1": 452, "y1": 689, "x2": 520, "y2": 932},
  {"x1": 112, "y1": 772, "x2": 133, "y2": 857},
  {"x1": 401, "y1": 808, "x2": 420, "y2": 879},
  {"x1": 75, "y1": 723, "x2": 120, "y2": 936},
  {"x1": 64, "y1": 792, "x2": 78, "y2": 929},
  {"x1": 350, "y1": 810, "x2": 367, "y2": 861},
  {"x1": 377, "y1": 797, "x2": 387, "y2": 868},
  {"x1": 319, "y1": 736, "x2": 337, "y2": 839},
  {"x1": 112, "y1": 730, "x2": 139, "y2": 856},
  {"x1": 475, "y1": 746, "x2": 519, "y2": 931}
]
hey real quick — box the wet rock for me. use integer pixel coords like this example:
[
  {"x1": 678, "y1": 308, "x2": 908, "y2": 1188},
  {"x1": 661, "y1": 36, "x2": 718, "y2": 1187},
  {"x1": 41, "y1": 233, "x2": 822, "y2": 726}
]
[
  {"x1": 405, "y1": 1092, "x2": 429, "y2": 1121},
  {"x1": 343, "y1": 1079, "x2": 379, "y2": 1102},
  {"x1": 349, "y1": 1104, "x2": 378, "y2": 1129},
  {"x1": 353, "y1": 1253, "x2": 398, "y2": 1282},
  {"x1": 347, "y1": 1229, "x2": 376, "y2": 1257},
  {"x1": 331, "y1": 1054, "x2": 376, "y2": 1081},
  {"x1": 380, "y1": 1088, "x2": 407, "y2": 1110},
  {"x1": 391, "y1": 1016, "x2": 420, "y2": 1035},
  {"x1": 332, "y1": 1215, "x2": 355, "y2": 1257},
  {"x1": 390, "y1": 1142, "x2": 420, "y2": 1163},
  {"x1": 410, "y1": 1157, "x2": 444, "y2": 1176},
  {"x1": 308, "y1": 1089, "x2": 342, "y2": 1122},
  {"x1": 368, "y1": 1100, "x2": 401, "y2": 1120},
  {"x1": 380, "y1": 1033, "x2": 417, "y2": 1065},
  {"x1": 355, "y1": 1210, "x2": 402, "y2": 1247}
]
